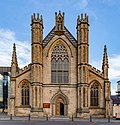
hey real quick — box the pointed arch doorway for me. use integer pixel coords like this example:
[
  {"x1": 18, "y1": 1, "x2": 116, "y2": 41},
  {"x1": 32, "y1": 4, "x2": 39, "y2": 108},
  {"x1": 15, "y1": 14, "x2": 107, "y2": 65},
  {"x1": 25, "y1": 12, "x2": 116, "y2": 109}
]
[
  {"x1": 55, "y1": 97, "x2": 64, "y2": 115},
  {"x1": 51, "y1": 92, "x2": 68, "y2": 116}
]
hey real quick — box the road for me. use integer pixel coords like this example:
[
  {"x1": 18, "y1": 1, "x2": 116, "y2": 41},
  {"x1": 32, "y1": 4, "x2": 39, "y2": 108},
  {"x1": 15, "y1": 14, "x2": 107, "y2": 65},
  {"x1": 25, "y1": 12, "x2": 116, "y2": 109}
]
[{"x1": 0, "y1": 121, "x2": 119, "y2": 125}]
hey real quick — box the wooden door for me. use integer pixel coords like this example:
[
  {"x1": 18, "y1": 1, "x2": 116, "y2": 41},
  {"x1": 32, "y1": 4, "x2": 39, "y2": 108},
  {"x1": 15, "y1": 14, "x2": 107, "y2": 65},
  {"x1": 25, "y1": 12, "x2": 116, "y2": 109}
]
[{"x1": 55, "y1": 97, "x2": 64, "y2": 115}]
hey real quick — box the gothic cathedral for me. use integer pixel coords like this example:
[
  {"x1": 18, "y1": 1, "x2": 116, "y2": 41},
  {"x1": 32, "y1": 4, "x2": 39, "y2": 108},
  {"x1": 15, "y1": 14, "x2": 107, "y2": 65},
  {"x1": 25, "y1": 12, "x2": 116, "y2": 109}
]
[{"x1": 8, "y1": 11, "x2": 112, "y2": 118}]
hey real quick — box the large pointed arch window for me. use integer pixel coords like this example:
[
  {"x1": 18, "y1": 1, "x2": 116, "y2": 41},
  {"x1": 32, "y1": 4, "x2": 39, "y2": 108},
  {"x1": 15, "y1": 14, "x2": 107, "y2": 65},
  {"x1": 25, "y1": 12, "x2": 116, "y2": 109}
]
[
  {"x1": 51, "y1": 43, "x2": 69, "y2": 83},
  {"x1": 64, "y1": 58, "x2": 69, "y2": 83},
  {"x1": 90, "y1": 82, "x2": 99, "y2": 106},
  {"x1": 21, "y1": 82, "x2": 29, "y2": 105}
]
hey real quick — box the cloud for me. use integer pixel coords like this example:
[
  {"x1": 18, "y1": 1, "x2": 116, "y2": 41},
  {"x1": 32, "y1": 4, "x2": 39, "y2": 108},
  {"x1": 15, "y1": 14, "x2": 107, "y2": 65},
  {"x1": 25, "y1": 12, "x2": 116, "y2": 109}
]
[
  {"x1": 78, "y1": 0, "x2": 88, "y2": 9},
  {"x1": 109, "y1": 55, "x2": 120, "y2": 80},
  {"x1": 0, "y1": 28, "x2": 30, "y2": 68}
]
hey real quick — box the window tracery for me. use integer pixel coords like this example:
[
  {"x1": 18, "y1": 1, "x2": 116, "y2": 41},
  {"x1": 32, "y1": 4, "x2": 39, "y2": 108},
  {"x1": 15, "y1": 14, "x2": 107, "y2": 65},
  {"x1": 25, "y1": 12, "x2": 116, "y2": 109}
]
[
  {"x1": 90, "y1": 82, "x2": 99, "y2": 106},
  {"x1": 21, "y1": 82, "x2": 29, "y2": 105},
  {"x1": 51, "y1": 43, "x2": 69, "y2": 83}
]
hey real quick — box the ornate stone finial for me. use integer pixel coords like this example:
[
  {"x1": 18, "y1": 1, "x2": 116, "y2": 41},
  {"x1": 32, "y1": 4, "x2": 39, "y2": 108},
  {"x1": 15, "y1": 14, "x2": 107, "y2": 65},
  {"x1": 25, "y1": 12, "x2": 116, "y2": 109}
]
[
  {"x1": 37, "y1": 13, "x2": 39, "y2": 19},
  {"x1": 81, "y1": 13, "x2": 83, "y2": 20},
  {"x1": 31, "y1": 13, "x2": 43, "y2": 24},
  {"x1": 80, "y1": 13, "x2": 89, "y2": 22},
  {"x1": 59, "y1": 10, "x2": 61, "y2": 14},
  {"x1": 33, "y1": 13, "x2": 35, "y2": 19},
  {"x1": 77, "y1": 13, "x2": 89, "y2": 27},
  {"x1": 77, "y1": 15, "x2": 80, "y2": 24},
  {"x1": 40, "y1": 15, "x2": 43, "y2": 20},
  {"x1": 55, "y1": 11, "x2": 64, "y2": 32}
]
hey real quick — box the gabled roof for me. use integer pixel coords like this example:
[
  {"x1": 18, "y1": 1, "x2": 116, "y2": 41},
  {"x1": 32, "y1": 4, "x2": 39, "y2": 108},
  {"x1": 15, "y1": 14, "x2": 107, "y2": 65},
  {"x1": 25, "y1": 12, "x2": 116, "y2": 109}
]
[
  {"x1": 43, "y1": 27, "x2": 55, "y2": 47},
  {"x1": 64, "y1": 27, "x2": 77, "y2": 47},
  {"x1": 43, "y1": 26, "x2": 77, "y2": 47}
]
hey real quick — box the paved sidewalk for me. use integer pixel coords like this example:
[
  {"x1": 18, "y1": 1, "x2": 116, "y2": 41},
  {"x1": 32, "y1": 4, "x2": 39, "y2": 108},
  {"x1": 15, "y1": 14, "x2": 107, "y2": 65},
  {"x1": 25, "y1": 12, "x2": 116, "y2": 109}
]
[
  {"x1": 74, "y1": 117, "x2": 120, "y2": 123},
  {"x1": 0, "y1": 113, "x2": 120, "y2": 123}
]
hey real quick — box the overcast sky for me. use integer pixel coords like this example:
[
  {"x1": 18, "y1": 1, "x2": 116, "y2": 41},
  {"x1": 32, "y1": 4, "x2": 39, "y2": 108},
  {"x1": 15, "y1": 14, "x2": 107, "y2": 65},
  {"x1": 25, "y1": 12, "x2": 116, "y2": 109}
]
[{"x1": 0, "y1": 0, "x2": 120, "y2": 94}]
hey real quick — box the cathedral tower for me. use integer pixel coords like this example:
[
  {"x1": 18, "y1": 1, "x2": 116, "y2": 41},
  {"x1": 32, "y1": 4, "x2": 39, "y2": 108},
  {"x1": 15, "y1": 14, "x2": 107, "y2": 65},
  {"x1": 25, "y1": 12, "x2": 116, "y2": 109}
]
[
  {"x1": 31, "y1": 13, "x2": 43, "y2": 113},
  {"x1": 77, "y1": 13, "x2": 89, "y2": 117}
]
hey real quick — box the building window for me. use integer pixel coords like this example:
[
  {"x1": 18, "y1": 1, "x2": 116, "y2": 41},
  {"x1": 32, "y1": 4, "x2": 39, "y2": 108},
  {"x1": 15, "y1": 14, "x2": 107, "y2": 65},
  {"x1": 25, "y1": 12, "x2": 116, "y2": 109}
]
[
  {"x1": 51, "y1": 43, "x2": 69, "y2": 83},
  {"x1": 57, "y1": 16, "x2": 63, "y2": 31},
  {"x1": 90, "y1": 83, "x2": 99, "y2": 106},
  {"x1": 58, "y1": 22, "x2": 62, "y2": 31},
  {"x1": 51, "y1": 58, "x2": 56, "y2": 83},
  {"x1": 0, "y1": 67, "x2": 11, "y2": 109},
  {"x1": 21, "y1": 82, "x2": 29, "y2": 105},
  {"x1": 64, "y1": 58, "x2": 68, "y2": 83}
]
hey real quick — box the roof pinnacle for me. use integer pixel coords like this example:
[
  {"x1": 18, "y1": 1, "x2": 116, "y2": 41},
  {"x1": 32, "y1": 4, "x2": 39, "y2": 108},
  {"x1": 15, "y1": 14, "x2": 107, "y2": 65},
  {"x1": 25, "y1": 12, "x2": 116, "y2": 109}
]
[
  {"x1": 102, "y1": 45, "x2": 109, "y2": 72},
  {"x1": 11, "y1": 43, "x2": 18, "y2": 67}
]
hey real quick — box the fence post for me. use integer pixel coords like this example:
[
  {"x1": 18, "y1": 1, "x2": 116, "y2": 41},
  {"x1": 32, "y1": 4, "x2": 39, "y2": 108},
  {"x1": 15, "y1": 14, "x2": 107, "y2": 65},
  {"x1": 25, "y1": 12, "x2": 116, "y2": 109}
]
[
  {"x1": 108, "y1": 116, "x2": 110, "y2": 122},
  {"x1": 28, "y1": 114, "x2": 30, "y2": 121},
  {"x1": 90, "y1": 114, "x2": 92, "y2": 122},
  {"x1": 72, "y1": 114, "x2": 74, "y2": 121},
  {"x1": 46, "y1": 114, "x2": 48, "y2": 121},
  {"x1": 10, "y1": 114, "x2": 12, "y2": 120}
]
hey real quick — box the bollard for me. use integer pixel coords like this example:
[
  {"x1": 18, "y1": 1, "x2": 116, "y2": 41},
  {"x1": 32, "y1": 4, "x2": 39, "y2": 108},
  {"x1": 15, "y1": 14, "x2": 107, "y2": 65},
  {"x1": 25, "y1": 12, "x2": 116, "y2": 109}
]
[
  {"x1": 28, "y1": 114, "x2": 30, "y2": 121},
  {"x1": 108, "y1": 116, "x2": 110, "y2": 122},
  {"x1": 72, "y1": 115, "x2": 74, "y2": 121},
  {"x1": 90, "y1": 114, "x2": 92, "y2": 122},
  {"x1": 46, "y1": 114, "x2": 48, "y2": 121},
  {"x1": 10, "y1": 114, "x2": 12, "y2": 120}
]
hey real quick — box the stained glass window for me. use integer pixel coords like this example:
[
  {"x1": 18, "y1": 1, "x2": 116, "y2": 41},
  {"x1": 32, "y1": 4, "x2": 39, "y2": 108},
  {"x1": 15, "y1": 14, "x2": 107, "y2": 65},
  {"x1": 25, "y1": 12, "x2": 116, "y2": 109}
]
[
  {"x1": 51, "y1": 43, "x2": 69, "y2": 83},
  {"x1": 90, "y1": 83, "x2": 99, "y2": 106},
  {"x1": 21, "y1": 82, "x2": 29, "y2": 105}
]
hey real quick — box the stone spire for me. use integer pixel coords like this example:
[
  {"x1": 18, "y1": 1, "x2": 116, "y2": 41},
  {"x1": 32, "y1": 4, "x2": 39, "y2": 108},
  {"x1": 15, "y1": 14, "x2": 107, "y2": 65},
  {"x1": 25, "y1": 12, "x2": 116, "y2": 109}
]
[
  {"x1": 11, "y1": 43, "x2": 18, "y2": 76},
  {"x1": 102, "y1": 45, "x2": 109, "y2": 79},
  {"x1": 11, "y1": 43, "x2": 18, "y2": 66}
]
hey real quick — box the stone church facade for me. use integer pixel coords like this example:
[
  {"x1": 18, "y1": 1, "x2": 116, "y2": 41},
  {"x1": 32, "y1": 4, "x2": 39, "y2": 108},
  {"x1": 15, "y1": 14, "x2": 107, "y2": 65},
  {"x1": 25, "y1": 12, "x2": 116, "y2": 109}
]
[{"x1": 8, "y1": 11, "x2": 112, "y2": 118}]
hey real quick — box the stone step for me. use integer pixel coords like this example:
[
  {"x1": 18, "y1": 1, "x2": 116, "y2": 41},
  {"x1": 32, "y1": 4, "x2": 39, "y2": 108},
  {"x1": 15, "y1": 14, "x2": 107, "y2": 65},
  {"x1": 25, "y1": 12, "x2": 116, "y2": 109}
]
[{"x1": 50, "y1": 116, "x2": 70, "y2": 121}]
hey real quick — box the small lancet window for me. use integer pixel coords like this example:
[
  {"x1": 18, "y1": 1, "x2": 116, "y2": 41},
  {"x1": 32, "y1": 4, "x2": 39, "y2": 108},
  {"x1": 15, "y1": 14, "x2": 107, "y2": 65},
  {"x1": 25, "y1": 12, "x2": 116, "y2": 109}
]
[
  {"x1": 90, "y1": 82, "x2": 99, "y2": 106},
  {"x1": 57, "y1": 17, "x2": 63, "y2": 31},
  {"x1": 21, "y1": 82, "x2": 29, "y2": 105},
  {"x1": 58, "y1": 22, "x2": 62, "y2": 31}
]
